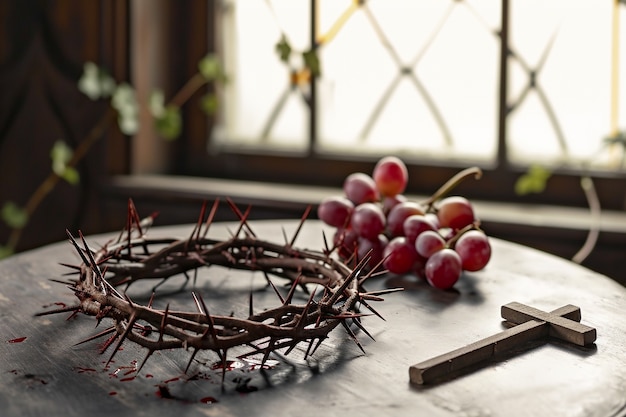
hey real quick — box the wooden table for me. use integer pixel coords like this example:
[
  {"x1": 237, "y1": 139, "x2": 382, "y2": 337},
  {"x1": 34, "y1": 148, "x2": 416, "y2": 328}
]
[{"x1": 1, "y1": 220, "x2": 625, "y2": 417}]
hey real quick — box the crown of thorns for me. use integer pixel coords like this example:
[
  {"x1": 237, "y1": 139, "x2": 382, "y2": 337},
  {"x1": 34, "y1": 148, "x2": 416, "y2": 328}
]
[{"x1": 38, "y1": 199, "x2": 401, "y2": 379}]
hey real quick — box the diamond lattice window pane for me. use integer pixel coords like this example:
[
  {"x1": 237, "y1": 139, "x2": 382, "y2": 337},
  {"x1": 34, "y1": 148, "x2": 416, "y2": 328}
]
[
  {"x1": 316, "y1": 0, "x2": 500, "y2": 163},
  {"x1": 507, "y1": 0, "x2": 624, "y2": 167},
  {"x1": 218, "y1": 0, "x2": 310, "y2": 150},
  {"x1": 216, "y1": 0, "x2": 625, "y2": 169}
]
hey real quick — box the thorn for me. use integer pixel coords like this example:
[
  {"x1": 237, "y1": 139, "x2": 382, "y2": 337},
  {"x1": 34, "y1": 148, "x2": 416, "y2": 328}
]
[
  {"x1": 326, "y1": 312, "x2": 372, "y2": 319},
  {"x1": 35, "y1": 305, "x2": 81, "y2": 317},
  {"x1": 137, "y1": 350, "x2": 154, "y2": 374},
  {"x1": 128, "y1": 198, "x2": 143, "y2": 235},
  {"x1": 201, "y1": 198, "x2": 220, "y2": 239},
  {"x1": 351, "y1": 317, "x2": 375, "y2": 342},
  {"x1": 196, "y1": 293, "x2": 218, "y2": 341},
  {"x1": 66, "y1": 309, "x2": 80, "y2": 321},
  {"x1": 101, "y1": 276, "x2": 124, "y2": 299},
  {"x1": 283, "y1": 339, "x2": 300, "y2": 356},
  {"x1": 59, "y1": 262, "x2": 81, "y2": 271},
  {"x1": 359, "y1": 299, "x2": 386, "y2": 321},
  {"x1": 147, "y1": 292, "x2": 156, "y2": 308},
  {"x1": 99, "y1": 332, "x2": 120, "y2": 354},
  {"x1": 66, "y1": 229, "x2": 90, "y2": 266},
  {"x1": 304, "y1": 338, "x2": 315, "y2": 359},
  {"x1": 233, "y1": 204, "x2": 252, "y2": 238},
  {"x1": 358, "y1": 257, "x2": 388, "y2": 287},
  {"x1": 187, "y1": 200, "x2": 208, "y2": 251},
  {"x1": 226, "y1": 198, "x2": 256, "y2": 237},
  {"x1": 106, "y1": 313, "x2": 137, "y2": 367},
  {"x1": 328, "y1": 271, "x2": 357, "y2": 305},
  {"x1": 185, "y1": 349, "x2": 199, "y2": 374},
  {"x1": 281, "y1": 227, "x2": 289, "y2": 246},
  {"x1": 309, "y1": 336, "x2": 326, "y2": 357},
  {"x1": 283, "y1": 275, "x2": 301, "y2": 305},
  {"x1": 341, "y1": 320, "x2": 365, "y2": 354},
  {"x1": 159, "y1": 304, "x2": 170, "y2": 343},
  {"x1": 192, "y1": 292, "x2": 204, "y2": 314},
  {"x1": 219, "y1": 349, "x2": 228, "y2": 384},
  {"x1": 79, "y1": 231, "x2": 105, "y2": 283},
  {"x1": 264, "y1": 274, "x2": 285, "y2": 304},
  {"x1": 289, "y1": 205, "x2": 311, "y2": 247},
  {"x1": 261, "y1": 338, "x2": 275, "y2": 366},
  {"x1": 322, "y1": 231, "x2": 330, "y2": 255},
  {"x1": 359, "y1": 287, "x2": 404, "y2": 301},
  {"x1": 73, "y1": 326, "x2": 117, "y2": 346},
  {"x1": 295, "y1": 287, "x2": 317, "y2": 329}
]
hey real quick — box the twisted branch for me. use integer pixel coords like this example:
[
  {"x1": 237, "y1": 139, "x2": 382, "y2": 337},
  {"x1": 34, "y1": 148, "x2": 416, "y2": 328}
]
[{"x1": 38, "y1": 199, "x2": 400, "y2": 378}]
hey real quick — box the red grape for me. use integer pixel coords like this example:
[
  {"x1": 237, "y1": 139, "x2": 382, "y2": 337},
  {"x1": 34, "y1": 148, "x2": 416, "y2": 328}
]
[
  {"x1": 343, "y1": 173, "x2": 380, "y2": 205},
  {"x1": 358, "y1": 234, "x2": 388, "y2": 270},
  {"x1": 322, "y1": 159, "x2": 490, "y2": 290},
  {"x1": 333, "y1": 228, "x2": 359, "y2": 259},
  {"x1": 437, "y1": 196, "x2": 475, "y2": 230},
  {"x1": 351, "y1": 203, "x2": 385, "y2": 240},
  {"x1": 415, "y1": 230, "x2": 446, "y2": 258},
  {"x1": 425, "y1": 249, "x2": 462, "y2": 289},
  {"x1": 454, "y1": 230, "x2": 491, "y2": 271},
  {"x1": 403, "y1": 214, "x2": 437, "y2": 244},
  {"x1": 386, "y1": 201, "x2": 425, "y2": 237},
  {"x1": 382, "y1": 193, "x2": 407, "y2": 215},
  {"x1": 425, "y1": 213, "x2": 440, "y2": 229},
  {"x1": 383, "y1": 236, "x2": 419, "y2": 274},
  {"x1": 373, "y1": 156, "x2": 408, "y2": 197},
  {"x1": 317, "y1": 196, "x2": 354, "y2": 228}
]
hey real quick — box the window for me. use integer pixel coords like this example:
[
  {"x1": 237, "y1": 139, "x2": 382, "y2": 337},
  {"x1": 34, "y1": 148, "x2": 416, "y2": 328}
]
[{"x1": 181, "y1": 0, "x2": 626, "y2": 211}]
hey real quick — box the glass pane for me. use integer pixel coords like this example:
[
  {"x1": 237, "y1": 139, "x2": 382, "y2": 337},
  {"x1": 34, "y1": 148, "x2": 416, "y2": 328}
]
[
  {"x1": 507, "y1": 0, "x2": 625, "y2": 169},
  {"x1": 316, "y1": 0, "x2": 500, "y2": 162},
  {"x1": 216, "y1": 1, "x2": 625, "y2": 170},
  {"x1": 217, "y1": 0, "x2": 310, "y2": 150}
]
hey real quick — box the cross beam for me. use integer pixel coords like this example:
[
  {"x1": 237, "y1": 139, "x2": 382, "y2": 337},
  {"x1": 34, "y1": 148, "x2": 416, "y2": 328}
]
[{"x1": 409, "y1": 302, "x2": 597, "y2": 385}]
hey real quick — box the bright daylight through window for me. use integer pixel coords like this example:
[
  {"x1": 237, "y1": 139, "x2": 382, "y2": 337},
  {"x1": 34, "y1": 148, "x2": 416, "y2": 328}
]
[{"x1": 214, "y1": 0, "x2": 625, "y2": 170}]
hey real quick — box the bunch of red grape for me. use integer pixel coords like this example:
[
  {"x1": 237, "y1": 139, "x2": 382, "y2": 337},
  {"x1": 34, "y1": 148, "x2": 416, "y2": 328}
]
[{"x1": 317, "y1": 156, "x2": 491, "y2": 290}]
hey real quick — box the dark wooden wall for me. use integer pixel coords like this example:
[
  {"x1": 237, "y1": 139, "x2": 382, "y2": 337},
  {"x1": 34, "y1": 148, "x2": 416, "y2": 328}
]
[{"x1": 0, "y1": 1, "x2": 130, "y2": 252}]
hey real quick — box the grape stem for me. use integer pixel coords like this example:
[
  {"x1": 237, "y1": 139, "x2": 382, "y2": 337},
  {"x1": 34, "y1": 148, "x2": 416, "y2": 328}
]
[
  {"x1": 421, "y1": 167, "x2": 483, "y2": 209},
  {"x1": 445, "y1": 221, "x2": 481, "y2": 249}
]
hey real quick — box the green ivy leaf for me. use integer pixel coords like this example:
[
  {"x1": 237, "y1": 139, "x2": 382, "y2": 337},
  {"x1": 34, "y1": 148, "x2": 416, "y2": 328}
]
[
  {"x1": 604, "y1": 131, "x2": 626, "y2": 147},
  {"x1": 198, "y1": 54, "x2": 226, "y2": 83},
  {"x1": 1, "y1": 202, "x2": 28, "y2": 229},
  {"x1": 515, "y1": 164, "x2": 552, "y2": 195},
  {"x1": 0, "y1": 245, "x2": 14, "y2": 260},
  {"x1": 149, "y1": 90, "x2": 166, "y2": 118},
  {"x1": 275, "y1": 36, "x2": 292, "y2": 63},
  {"x1": 200, "y1": 93, "x2": 219, "y2": 115},
  {"x1": 50, "y1": 140, "x2": 80, "y2": 185},
  {"x1": 50, "y1": 140, "x2": 72, "y2": 173},
  {"x1": 155, "y1": 105, "x2": 182, "y2": 140},
  {"x1": 112, "y1": 83, "x2": 139, "y2": 135},
  {"x1": 302, "y1": 49, "x2": 321, "y2": 77},
  {"x1": 61, "y1": 167, "x2": 80, "y2": 185},
  {"x1": 78, "y1": 62, "x2": 116, "y2": 100}
]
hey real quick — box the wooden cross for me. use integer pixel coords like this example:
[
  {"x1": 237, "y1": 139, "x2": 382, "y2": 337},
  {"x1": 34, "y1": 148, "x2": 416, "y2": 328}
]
[{"x1": 409, "y1": 302, "x2": 597, "y2": 385}]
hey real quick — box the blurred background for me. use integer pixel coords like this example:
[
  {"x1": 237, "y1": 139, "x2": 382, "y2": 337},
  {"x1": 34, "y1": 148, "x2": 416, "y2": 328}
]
[{"x1": 1, "y1": 0, "x2": 625, "y2": 283}]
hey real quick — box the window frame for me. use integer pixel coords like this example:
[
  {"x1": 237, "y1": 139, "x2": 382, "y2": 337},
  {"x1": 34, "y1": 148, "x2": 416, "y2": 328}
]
[{"x1": 163, "y1": 0, "x2": 626, "y2": 213}]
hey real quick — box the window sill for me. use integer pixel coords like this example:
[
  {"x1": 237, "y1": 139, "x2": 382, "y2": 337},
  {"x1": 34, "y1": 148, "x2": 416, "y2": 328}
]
[
  {"x1": 104, "y1": 175, "x2": 626, "y2": 284},
  {"x1": 106, "y1": 174, "x2": 626, "y2": 232}
]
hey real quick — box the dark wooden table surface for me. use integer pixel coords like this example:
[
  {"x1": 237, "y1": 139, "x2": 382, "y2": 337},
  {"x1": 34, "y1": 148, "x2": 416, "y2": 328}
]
[{"x1": 1, "y1": 220, "x2": 625, "y2": 417}]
